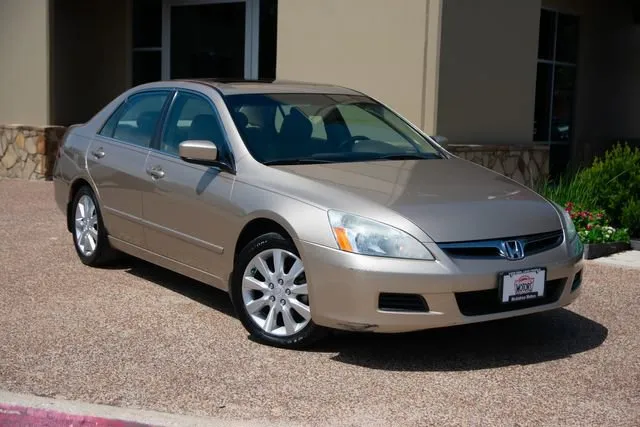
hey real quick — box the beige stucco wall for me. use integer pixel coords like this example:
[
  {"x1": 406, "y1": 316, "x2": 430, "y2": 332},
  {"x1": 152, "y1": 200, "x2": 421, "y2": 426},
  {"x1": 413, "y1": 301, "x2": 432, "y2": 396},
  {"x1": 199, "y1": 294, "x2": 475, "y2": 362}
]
[
  {"x1": 276, "y1": 0, "x2": 440, "y2": 132},
  {"x1": 436, "y1": 0, "x2": 542, "y2": 144},
  {"x1": 0, "y1": 0, "x2": 50, "y2": 125},
  {"x1": 50, "y1": 0, "x2": 132, "y2": 126}
]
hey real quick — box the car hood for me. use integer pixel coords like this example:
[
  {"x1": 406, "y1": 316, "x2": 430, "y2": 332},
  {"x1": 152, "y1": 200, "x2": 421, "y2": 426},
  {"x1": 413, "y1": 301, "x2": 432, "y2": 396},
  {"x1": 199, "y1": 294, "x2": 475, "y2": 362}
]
[{"x1": 271, "y1": 158, "x2": 562, "y2": 243}]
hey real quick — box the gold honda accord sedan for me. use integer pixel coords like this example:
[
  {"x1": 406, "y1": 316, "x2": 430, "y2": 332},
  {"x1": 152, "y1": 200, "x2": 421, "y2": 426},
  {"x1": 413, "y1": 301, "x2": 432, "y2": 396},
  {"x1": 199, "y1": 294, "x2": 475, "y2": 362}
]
[{"x1": 53, "y1": 79, "x2": 584, "y2": 348}]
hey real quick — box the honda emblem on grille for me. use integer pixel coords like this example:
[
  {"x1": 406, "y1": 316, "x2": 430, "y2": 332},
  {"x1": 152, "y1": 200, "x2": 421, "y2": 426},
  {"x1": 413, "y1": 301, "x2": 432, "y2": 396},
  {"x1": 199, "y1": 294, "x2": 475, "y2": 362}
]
[{"x1": 501, "y1": 240, "x2": 525, "y2": 260}]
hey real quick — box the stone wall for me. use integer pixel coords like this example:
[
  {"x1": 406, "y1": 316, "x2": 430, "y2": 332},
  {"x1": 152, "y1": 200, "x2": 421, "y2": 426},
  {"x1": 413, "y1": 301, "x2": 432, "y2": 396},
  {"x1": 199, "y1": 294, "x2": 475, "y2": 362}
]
[
  {"x1": 448, "y1": 144, "x2": 549, "y2": 188},
  {"x1": 0, "y1": 125, "x2": 67, "y2": 180},
  {"x1": 0, "y1": 128, "x2": 550, "y2": 187}
]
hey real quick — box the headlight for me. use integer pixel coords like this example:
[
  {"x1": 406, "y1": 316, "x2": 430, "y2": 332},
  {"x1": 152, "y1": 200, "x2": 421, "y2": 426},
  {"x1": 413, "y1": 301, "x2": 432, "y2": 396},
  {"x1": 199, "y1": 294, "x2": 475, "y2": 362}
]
[
  {"x1": 553, "y1": 202, "x2": 577, "y2": 241},
  {"x1": 328, "y1": 210, "x2": 434, "y2": 260}
]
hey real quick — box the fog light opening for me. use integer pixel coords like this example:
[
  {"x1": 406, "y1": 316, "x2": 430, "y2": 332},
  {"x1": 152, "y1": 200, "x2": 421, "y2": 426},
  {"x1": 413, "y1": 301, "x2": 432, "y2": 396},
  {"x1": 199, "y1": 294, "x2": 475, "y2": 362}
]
[{"x1": 571, "y1": 270, "x2": 583, "y2": 292}]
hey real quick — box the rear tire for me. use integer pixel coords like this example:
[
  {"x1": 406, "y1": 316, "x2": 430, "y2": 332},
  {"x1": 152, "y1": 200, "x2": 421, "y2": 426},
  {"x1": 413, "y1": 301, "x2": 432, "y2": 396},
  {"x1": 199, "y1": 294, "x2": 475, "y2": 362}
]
[
  {"x1": 230, "y1": 232, "x2": 326, "y2": 349},
  {"x1": 70, "y1": 185, "x2": 117, "y2": 266}
]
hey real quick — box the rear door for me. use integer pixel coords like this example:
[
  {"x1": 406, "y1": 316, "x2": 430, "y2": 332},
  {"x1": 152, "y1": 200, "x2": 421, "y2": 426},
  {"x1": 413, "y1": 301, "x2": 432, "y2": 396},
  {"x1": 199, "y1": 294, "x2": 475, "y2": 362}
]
[
  {"x1": 88, "y1": 90, "x2": 173, "y2": 247},
  {"x1": 141, "y1": 90, "x2": 236, "y2": 279}
]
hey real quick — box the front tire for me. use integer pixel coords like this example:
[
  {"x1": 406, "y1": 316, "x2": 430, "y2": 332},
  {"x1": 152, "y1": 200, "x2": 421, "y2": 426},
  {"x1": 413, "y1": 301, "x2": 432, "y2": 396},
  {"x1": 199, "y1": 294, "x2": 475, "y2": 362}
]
[
  {"x1": 71, "y1": 185, "x2": 116, "y2": 266},
  {"x1": 230, "y1": 232, "x2": 326, "y2": 349}
]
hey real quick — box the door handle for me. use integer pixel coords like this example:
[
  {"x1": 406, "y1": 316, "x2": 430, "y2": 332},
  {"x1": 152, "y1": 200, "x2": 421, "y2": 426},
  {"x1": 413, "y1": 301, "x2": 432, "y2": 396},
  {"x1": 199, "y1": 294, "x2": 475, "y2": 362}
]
[
  {"x1": 146, "y1": 166, "x2": 165, "y2": 180},
  {"x1": 91, "y1": 148, "x2": 105, "y2": 159}
]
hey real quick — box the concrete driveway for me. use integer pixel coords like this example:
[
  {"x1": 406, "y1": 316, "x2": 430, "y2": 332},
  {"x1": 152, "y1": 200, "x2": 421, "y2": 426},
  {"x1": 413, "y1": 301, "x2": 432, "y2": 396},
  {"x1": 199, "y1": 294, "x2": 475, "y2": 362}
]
[{"x1": 0, "y1": 179, "x2": 638, "y2": 426}]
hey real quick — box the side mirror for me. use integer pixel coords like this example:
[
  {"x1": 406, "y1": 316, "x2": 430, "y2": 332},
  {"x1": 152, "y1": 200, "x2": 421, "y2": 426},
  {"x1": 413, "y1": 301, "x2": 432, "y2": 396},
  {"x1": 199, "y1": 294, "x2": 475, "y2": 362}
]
[
  {"x1": 179, "y1": 140, "x2": 219, "y2": 165},
  {"x1": 431, "y1": 135, "x2": 448, "y2": 148}
]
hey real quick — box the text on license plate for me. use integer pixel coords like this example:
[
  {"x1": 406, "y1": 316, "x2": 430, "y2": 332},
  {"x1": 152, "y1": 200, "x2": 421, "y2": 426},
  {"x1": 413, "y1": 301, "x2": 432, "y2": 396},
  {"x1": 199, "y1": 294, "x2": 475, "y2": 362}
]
[{"x1": 500, "y1": 268, "x2": 546, "y2": 303}]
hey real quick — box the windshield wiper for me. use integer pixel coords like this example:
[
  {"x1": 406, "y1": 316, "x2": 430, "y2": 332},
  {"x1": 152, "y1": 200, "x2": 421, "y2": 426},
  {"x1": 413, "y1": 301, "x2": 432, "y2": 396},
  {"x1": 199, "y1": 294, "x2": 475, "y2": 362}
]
[
  {"x1": 263, "y1": 152, "x2": 443, "y2": 166},
  {"x1": 263, "y1": 158, "x2": 335, "y2": 166},
  {"x1": 373, "y1": 153, "x2": 444, "y2": 161}
]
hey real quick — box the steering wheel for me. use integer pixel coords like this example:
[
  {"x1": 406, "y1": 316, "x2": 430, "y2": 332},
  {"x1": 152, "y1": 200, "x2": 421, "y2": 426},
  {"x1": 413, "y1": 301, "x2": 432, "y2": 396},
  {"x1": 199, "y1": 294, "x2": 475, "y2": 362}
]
[{"x1": 338, "y1": 135, "x2": 371, "y2": 152}]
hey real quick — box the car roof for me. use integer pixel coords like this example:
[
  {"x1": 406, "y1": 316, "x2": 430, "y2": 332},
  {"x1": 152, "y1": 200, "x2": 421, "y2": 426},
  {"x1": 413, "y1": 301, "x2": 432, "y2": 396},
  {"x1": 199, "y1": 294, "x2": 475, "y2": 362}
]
[{"x1": 171, "y1": 78, "x2": 363, "y2": 96}]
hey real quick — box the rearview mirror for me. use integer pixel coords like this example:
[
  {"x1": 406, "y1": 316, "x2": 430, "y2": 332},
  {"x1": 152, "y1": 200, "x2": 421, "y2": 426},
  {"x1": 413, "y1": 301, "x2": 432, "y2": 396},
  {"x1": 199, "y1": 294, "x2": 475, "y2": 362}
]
[
  {"x1": 431, "y1": 135, "x2": 449, "y2": 148},
  {"x1": 179, "y1": 140, "x2": 219, "y2": 165}
]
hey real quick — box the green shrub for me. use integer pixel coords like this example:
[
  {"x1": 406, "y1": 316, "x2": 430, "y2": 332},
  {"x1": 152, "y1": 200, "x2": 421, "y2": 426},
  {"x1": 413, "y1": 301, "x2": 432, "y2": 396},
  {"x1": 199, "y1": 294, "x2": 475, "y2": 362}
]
[
  {"x1": 536, "y1": 171, "x2": 598, "y2": 209},
  {"x1": 573, "y1": 142, "x2": 640, "y2": 229},
  {"x1": 537, "y1": 142, "x2": 640, "y2": 238},
  {"x1": 621, "y1": 198, "x2": 640, "y2": 238}
]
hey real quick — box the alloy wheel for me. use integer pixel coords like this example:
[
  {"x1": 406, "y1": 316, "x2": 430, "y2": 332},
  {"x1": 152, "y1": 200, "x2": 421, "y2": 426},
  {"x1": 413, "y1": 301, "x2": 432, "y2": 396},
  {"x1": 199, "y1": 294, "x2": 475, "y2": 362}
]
[
  {"x1": 74, "y1": 195, "x2": 98, "y2": 257},
  {"x1": 241, "y1": 248, "x2": 311, "y2": 337}
]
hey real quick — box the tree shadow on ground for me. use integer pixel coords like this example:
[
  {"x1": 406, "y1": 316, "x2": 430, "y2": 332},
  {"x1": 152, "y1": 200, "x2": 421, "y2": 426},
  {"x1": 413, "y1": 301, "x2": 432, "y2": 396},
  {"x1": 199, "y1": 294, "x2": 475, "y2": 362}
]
[{"x1": 116, "y1": 257, "x2": 607, "y2": 372}]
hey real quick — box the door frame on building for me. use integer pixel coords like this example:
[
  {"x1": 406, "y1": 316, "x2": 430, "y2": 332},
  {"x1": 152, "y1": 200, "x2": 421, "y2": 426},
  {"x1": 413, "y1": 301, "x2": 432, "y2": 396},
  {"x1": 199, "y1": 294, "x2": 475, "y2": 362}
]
[{"x1": 161, "y1": 0, "x2": 261, "y2": 80}]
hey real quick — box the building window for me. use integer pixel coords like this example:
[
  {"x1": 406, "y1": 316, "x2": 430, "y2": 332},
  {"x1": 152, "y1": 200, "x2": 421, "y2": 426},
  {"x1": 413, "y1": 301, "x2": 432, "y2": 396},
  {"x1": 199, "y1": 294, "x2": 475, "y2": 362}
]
[
  {"x1": 533, "y1": 9, "x2": 579, "y2": 143},
  {"x1": 258, "y1": 0, "x2": 277, "y2": 79},
  {"x1": 131, "y1": 0, "x2": 277, "y2": 86},
  {"x1": 132, "y1": 0, "x2": 162, "y2": 86}
]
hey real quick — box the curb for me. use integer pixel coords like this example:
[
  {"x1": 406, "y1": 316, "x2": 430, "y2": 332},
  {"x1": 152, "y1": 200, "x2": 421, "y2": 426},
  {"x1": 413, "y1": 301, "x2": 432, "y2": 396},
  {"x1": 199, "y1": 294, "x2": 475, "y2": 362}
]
[
  {"x1": 0, "y1": 390, "x2": 286, "y2": 427},
  {"x1": 582, "y1": 242, "x2": 631, "y2": 259}
]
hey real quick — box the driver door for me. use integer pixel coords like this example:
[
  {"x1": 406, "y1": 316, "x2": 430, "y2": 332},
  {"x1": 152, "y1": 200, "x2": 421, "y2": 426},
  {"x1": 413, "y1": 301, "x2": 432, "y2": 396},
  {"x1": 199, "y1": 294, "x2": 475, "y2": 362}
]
[{"x1": 141, "y1": 91, "x2": 236, "y2": 281}]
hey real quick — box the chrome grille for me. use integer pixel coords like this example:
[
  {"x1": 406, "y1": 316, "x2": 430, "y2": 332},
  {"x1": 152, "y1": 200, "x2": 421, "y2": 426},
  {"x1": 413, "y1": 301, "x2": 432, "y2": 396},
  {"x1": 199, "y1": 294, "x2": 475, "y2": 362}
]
[{"x1": 438, "y1": 230, "x2": 564, "y2": 260}]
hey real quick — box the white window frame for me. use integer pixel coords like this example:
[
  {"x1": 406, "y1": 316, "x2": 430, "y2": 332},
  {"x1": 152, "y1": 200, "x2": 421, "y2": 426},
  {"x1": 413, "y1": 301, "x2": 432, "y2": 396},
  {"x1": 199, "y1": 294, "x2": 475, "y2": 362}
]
[
  {"x1": 536, "y1": 7, "x2": 579, "y2": 145},
  {"x1": 160, "y1": 0, "x2": 260, "y2": 80}
]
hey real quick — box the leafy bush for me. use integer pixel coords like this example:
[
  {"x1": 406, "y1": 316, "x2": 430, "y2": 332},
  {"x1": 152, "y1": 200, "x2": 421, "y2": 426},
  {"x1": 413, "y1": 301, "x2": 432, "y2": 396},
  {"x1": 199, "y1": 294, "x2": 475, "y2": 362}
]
[
  {"x1": 538, "y1": 142, "x2": 640, "y2": 238},
  {"x1": 573, "y1": 142, "x2": 640, "y2": 230},
  {"x1": 565, "y1": 202, "x2": 630, "y2": 244},
  {"x1": 621, "y1": 198, "x2": 640, "y2": 238}
]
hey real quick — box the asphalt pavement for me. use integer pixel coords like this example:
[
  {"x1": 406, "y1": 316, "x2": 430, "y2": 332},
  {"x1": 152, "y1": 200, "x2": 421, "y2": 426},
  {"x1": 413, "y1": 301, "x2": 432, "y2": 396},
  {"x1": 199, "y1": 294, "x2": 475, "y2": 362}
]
[{"x1": 0, "y1": 179, "x2": 638, "y2": 426}]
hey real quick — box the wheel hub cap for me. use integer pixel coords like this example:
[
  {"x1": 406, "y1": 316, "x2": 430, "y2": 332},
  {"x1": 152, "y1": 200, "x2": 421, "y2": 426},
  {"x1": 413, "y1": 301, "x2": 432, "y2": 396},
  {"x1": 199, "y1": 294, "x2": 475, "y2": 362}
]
[{"x1": 241, "y1": 248, "x2": 310, "y2": 337}]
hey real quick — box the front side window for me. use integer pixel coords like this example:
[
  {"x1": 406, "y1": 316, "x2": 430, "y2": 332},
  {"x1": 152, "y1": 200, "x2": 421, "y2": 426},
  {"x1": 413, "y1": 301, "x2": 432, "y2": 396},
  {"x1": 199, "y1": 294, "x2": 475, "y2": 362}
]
[
  {"x1": 226, "y1": 93, "x2": 442, "y2": 165},
  {"x1": 99, "y1": 91, "x2": 169, "y2": 147},
  {"x1": 160, "y1": 92, "x2": 228, "y2": 157}
]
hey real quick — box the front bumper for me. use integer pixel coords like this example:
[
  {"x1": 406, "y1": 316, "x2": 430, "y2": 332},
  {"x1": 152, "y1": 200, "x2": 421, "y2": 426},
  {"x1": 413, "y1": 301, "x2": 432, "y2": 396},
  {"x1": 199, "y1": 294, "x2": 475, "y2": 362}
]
[{"x1": 298, "y1": 239, "x2": 583, "y2": 333}]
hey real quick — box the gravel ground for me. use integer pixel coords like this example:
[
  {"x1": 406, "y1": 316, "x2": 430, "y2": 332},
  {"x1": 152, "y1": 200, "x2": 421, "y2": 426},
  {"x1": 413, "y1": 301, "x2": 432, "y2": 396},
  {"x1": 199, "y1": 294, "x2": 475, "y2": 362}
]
[{"x1": 0, "y1": 179, "x2": 639, "y2": 427}]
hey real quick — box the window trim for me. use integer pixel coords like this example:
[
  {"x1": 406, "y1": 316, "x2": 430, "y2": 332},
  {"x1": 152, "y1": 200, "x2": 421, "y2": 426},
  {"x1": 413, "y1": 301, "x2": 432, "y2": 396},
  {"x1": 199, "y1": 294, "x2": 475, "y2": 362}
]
[
  {"x1": 97, "y1": 89, "x2": 175, "y2": 148},
  {"x1": 152, "y1": 88, "x2": 237, "y2": 173},
  {"x1": 133, "y1": 47, "x2": 162, "y2": 52}
]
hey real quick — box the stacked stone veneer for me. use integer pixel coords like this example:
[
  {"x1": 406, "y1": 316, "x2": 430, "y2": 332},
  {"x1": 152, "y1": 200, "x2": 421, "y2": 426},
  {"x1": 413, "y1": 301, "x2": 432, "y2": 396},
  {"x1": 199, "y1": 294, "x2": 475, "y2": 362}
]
[
  {"x1": 0, "y1": 125, "x2": 67, "y2": 180},
  {"x1": 0, "y1": 128, "x2": 551, "y2": 187},
  {"x1": 448, "y1": 144, "x2": 550, "y2": 188}
]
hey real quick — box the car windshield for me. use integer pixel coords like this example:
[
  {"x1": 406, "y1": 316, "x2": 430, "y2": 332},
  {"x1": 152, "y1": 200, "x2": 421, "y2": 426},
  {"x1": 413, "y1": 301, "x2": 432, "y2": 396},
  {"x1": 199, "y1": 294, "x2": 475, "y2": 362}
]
[{"x1": 225, "y1": 93, "x2": 442, "y2": 165}]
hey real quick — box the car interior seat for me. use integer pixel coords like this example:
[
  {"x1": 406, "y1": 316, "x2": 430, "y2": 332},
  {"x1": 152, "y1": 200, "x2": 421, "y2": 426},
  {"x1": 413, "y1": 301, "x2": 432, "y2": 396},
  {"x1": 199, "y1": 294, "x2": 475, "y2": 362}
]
[
  {"x1": 189, "y1": 114, "x2": 223, "y2": 144},
  {"x1": 133, "y1": 111, "x2": 160, "y2": 147},
  {"x1": 278, "y1": 108, "x2": 313, "y2": 158}
]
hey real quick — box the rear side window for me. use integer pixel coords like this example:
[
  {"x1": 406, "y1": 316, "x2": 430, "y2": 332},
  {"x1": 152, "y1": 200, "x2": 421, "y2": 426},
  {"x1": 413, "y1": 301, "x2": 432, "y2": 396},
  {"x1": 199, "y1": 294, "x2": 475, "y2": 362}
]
[{"x1": 99, "y1": 91, "x2": 170, "y2": 148}]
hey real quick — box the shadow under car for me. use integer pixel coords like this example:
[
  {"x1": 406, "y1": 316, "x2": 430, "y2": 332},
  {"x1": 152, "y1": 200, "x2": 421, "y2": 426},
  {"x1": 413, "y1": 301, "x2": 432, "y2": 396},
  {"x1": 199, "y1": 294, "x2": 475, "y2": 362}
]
[{"x1": 116, "y1": 257, "x2": 607, "y2": 371}]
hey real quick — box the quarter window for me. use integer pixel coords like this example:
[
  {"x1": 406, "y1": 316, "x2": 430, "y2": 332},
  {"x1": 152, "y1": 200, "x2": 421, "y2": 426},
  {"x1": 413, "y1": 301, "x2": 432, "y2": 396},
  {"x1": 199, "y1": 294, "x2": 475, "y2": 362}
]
[
  {"x1": 99, "y1": 92, "x2": 169, "y2": 148},
  {"x1": 160, "y1": 92, "x2": 227, "y2": 157}
]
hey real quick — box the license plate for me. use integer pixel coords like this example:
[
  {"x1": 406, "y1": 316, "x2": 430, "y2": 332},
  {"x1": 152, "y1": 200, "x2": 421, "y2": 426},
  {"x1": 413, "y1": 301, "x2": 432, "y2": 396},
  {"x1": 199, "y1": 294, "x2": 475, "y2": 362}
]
[{"x1": 499, "y1": 268, "x2": 546, "y2": 303}]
